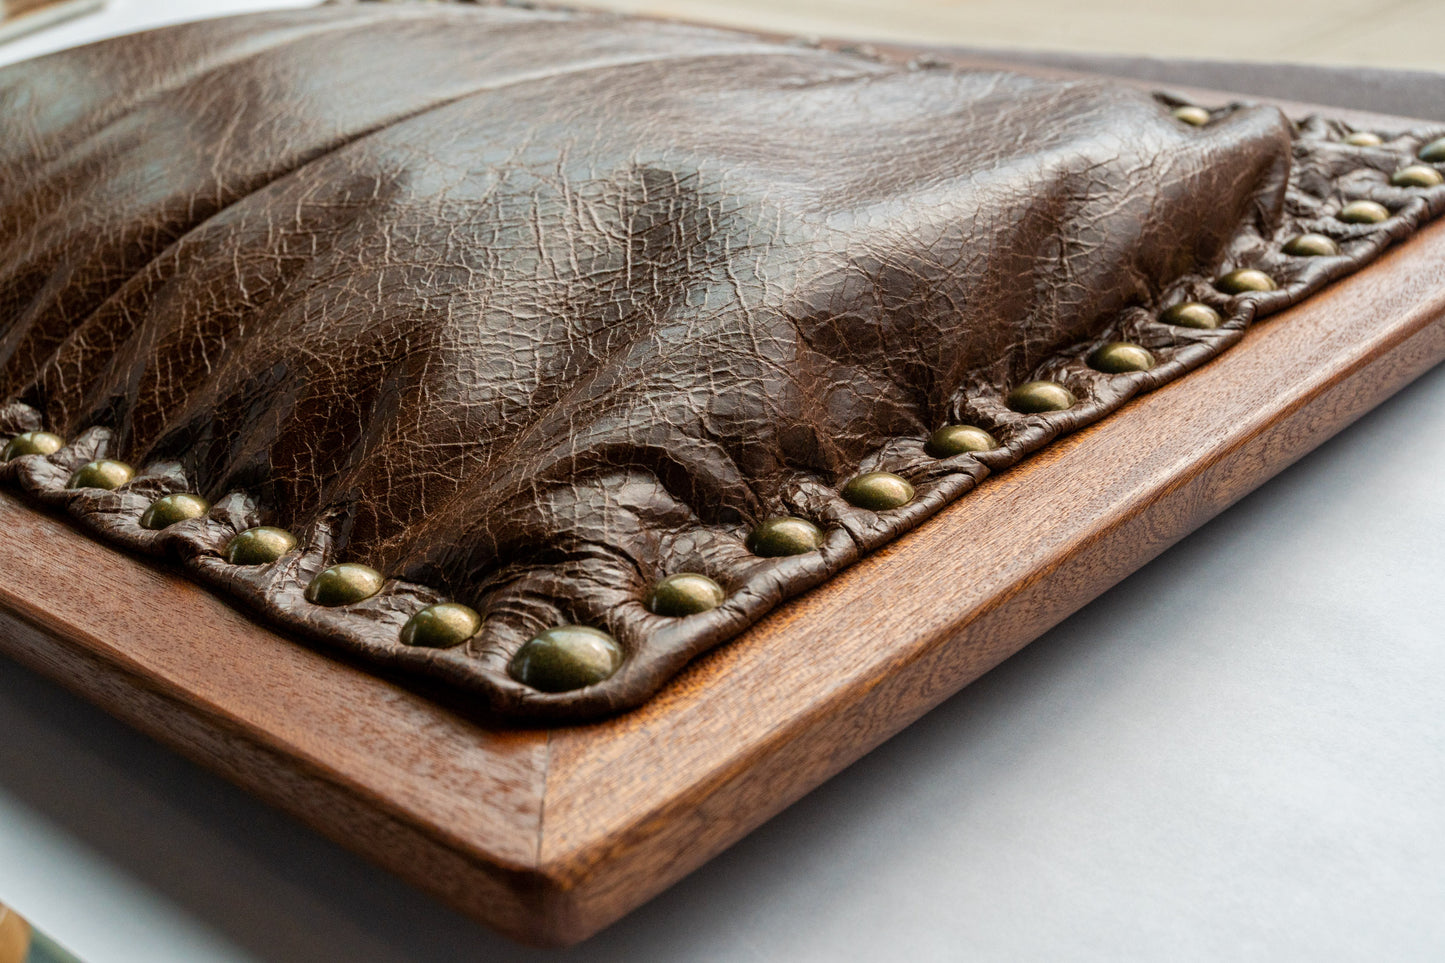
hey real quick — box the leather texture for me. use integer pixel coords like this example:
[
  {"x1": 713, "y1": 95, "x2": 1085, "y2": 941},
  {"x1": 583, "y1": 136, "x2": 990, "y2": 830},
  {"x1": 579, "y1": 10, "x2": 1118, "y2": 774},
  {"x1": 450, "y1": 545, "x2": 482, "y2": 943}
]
[{"x1": 1, "y1": 1, "x2": 1442, "y2": 722}]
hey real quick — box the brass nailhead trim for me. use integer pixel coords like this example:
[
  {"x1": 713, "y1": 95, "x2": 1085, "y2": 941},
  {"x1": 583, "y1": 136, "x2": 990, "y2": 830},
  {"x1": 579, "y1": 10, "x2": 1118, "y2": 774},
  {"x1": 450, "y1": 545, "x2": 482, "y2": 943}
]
[
  {"x1": 66, "y1": 459, "x2": 134, "y2": 491},
  {"x1": 140, "y1": 492, "x2": 209, "y2": 530},
  {"x1": 1007, "y1": 380, "x2": 1076, "y2": 413},
  {"x1": 1171, "y1": 105, "x2": 1210, "y2": 126},
  {"x1": 926, "y1": 424, "x2": 998, "y2": 458},
  {"x1": 1282, "y1": 233, "x2": 1340, "y2": 257},
  {"x1": 1160, "y1": 302, "x2": 1223, "y2": 329},
  {"x1": 305, "y1": 563, "x2": 384, "y2": 606},
  {"x1": 841, "y1": 471, "x2": 915, "y2": 512},
  {"x1": 509, "y1": 625, "x2": 624, "y2": 692},
  {"x1": 225, "y1": 526, "x2": 298, "y2": 565},
  {"x1": 746, "y1": 516, "x2": 825, "y2": 557},
  {"x1": 1391, "y1": 164, "x2": 1444, "y2": 188},
  {"x1": 647, "y1": 573, "x2": 726, "y2": 617},
  {"x1": 400, "y1": 602, "x2": 481, "y2": 648},
  {"x1": 1215, "y1": 269, "x2": 1277, "y2": 295},
  {"x1": 1088, "y1": 342, "x2": 1155, "y2": 373},
  {"x1": 1337, "y1": 200, "x2": 1391, "y2": 225},
  {"x1": 1, "y1": 431, "x2": 63, "y2": 461},
  {"x1": 1343, "y1": 131, "x2": 1383, "y2": 147}
]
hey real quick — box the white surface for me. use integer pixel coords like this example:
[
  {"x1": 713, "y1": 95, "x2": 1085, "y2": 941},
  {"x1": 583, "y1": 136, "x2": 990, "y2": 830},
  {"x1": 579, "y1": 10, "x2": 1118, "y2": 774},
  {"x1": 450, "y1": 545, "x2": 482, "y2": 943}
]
[{"x1": 2, "y1": 4, "x2": 1444, "y2": 961}]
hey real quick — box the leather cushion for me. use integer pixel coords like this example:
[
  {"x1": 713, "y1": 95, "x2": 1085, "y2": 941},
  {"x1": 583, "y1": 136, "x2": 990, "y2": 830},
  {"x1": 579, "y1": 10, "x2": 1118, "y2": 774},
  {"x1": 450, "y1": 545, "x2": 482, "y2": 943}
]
[{"x1": 1, "y1": 1, "x2": 1441, "y2": 721}]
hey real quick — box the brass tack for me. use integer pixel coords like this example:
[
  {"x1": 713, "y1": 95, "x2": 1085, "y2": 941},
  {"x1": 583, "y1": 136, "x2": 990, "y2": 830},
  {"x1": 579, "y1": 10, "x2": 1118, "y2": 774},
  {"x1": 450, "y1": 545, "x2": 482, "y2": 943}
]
[
  {"x1": 841, "y1": 471, "x2": 915, "y2": 512},
  {"x1": 140, "y1": 492, "x2": 209, "y2": 530},
  {"x1": 1007, "y1": 381, "x2": 1075, "y2": 413},
  {"x1": 1343, "y1": 131, "x2": 1383, "y2": 147},
  {"x1": 746, "y1": 516, "x2": 825, "y2": 557},
  {"x1": 1215, "y1": 269, "x2": 1277, "y2": 295},
  {"x1": 2, "y1": 431, "x2": 63, "y2": 461},
  {"x1": 1171, "y1": 105, "x2": 1211, "y2": 126},
  {"x1": 647, "y1": 573, "x2": 726, "y2": 618},
  {"x1": 225, "y1": 526, "x2": 297, "y2": 565},
  {"x1": 1391, "y1": 164, "x2": 1444, "y2": 188},
  {"x1": 1420, "y1": 138, "x2": 1445, "y2": 163},
  {"x1": 1088, "y1": 342, "x2": 1155, "y2": 374},
  {"x1": 1282, "y1": 233, "x2": 1340, "y2": 257},
  {"x1": 925, "y1": 424, "x2": 998, "y2": 458},
  {"x1": 1337, "y1": 200, "x2": 1391, "y2": 225},
  {"x1": 305, "y1": 562, "x2": 384, "y2": 606},
  {"x1": 1160, "y1": 302, "x2": 1223, "y2": 329},
  {"x1": 400, "y1": 602, "x2": 481, "y2": 648},
  {"x1": 66, "y1": 459, "x2": 134, "y2": 491},
  {"x1": 509, "y1": 625, "x2": 623, "y2": 692}
]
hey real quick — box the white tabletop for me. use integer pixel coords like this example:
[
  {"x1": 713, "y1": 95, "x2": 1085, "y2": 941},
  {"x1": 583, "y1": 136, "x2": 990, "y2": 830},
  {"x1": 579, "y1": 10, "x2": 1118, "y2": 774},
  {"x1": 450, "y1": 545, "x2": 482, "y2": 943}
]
[{"x1": 1, "y1": 4, "x2": 1443, "y2": 961}]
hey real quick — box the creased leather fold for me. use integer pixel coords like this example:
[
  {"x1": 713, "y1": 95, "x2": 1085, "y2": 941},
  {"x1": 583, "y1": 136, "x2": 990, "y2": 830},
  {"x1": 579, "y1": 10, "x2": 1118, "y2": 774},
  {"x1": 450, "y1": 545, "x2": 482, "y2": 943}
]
[{"x1": 1, "y1": 2, "x2": 1442, "y2": 722}]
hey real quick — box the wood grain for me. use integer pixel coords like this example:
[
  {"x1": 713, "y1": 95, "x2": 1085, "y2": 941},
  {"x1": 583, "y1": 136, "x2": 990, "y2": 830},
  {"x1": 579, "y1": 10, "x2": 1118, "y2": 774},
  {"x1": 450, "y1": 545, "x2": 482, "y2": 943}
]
[
  {"x1": 0, "y1": 0, "x2": 101, "y2": 34},
  {"x1": 0, "y1": 499, "x2": 551, "y2": 939},
  {"x1": 0, "y1": 904, "x2": 31, "y2": 963},
  {"x1": 1, "y1": 211, "x2": 1442, "y2": 946}
]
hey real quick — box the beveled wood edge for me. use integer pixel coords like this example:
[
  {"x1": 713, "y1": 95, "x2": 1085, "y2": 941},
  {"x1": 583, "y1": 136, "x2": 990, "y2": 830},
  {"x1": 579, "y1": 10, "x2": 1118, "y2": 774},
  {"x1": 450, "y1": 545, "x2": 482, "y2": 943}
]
[
  {"x1": 0, "y1": 191, "x2": 1441, "y2": 947},
  {"x1": 0, "y1": 499, "x2": 553, "y2": 941},
  {"x1": 0, "y1": 0, "x2": 102, "y2": 44},
  {"x1": 0, "y1": 599, "x2": 554, "y2": 940}
]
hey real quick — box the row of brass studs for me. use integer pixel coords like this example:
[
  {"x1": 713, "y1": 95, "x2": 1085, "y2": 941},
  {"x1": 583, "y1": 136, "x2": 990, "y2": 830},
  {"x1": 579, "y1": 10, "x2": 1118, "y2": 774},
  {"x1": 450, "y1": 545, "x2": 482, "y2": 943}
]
[
  {"x1": 0, "y1": 437, "x2": 484, "y2": 649},
  {"x1": 613, "y1": 246, "x2": 1378, "y2": 686}
]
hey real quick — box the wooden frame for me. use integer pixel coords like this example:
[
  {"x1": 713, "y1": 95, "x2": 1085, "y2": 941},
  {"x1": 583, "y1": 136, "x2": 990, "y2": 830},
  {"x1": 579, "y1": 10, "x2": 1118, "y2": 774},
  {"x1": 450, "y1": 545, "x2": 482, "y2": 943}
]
[
  {"x1": 0, "y1": 0, "x2": 103, "y2": 43},
  {"x1": 0, "y1": 214, "x2": 1442, "y2": 947}
]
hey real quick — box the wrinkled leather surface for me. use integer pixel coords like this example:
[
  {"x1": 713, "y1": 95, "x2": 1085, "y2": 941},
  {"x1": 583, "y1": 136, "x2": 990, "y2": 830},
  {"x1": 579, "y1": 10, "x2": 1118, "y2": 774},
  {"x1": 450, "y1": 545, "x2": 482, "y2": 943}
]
[{"x1": 0, "y1": 2, "x2": 1442, "y2": 723}]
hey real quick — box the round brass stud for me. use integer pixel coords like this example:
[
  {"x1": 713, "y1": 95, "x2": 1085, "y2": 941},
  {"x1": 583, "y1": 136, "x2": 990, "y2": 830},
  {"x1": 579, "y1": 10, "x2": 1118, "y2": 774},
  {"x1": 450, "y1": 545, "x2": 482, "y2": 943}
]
[
  {"x1": 1088, "y1": 342, "x2": 1155, "y2": 374},
  {"x1": 1420, "y1": 138, "x2": 1445, "y2": 163},
  {"x1": 841, "y1": 471, "x2": 915, "y2": 512},
  {"x1": 1391, "y1": 164, "x2": 1444, "y2": 188},
  {"x1": 925, "y1": 424, "x2": 998, "y2": 458},
  {"x1": 1343, "y1": 131, "x2": 1383, "y2": 147},
  {"x1": 1282, "y1": 233, "x2": 1340, "y2": 257},
  {"x1": 1216, "y1": 269, "x2": 1276, "y2": 295},
  {"x1": 225, "y1": 526, "x2": 297, "y2": 565},
  {"x1": 140, "y1": 492, "x2": 209, "y2": 530},
  {"x1": 508, "y1": 625, "x2": 623, "y2": 692},
  {"x1": 1007, "y1": 381, "x2": 1075, "y2": 413},
  {"x1": 66, "y1": 459, "x2": 134, "y2": 491},
  {"x1": 400, "y1": 602, "x2": 481, "y2": 648},
  {"x1": 1171, "y1": 105, "x2": 1210, "y2": 126},
  {"x1": 305, "y1": 562, "x2": 384, "y2": 606},
  {"x1": 2, "y1": 431, "x2": 63, "y2": 461},
  {"x1": 1337, "y1": 200, "x2": 1390, "y2": 225},
  {"x1": 647, "y1": 573, "x2": 726, "y2": 618},
  {"x1": 745, "y1": 516, "x2": 825, "y2": 557},
  {"x1": 1160, "y1": 302, "x2": 1222, "y2": 329}
]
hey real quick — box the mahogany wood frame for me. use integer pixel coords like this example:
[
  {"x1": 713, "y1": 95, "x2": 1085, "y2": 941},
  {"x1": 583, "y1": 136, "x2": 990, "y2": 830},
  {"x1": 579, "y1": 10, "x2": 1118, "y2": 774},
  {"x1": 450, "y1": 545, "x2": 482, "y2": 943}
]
[
  {"x1": 0, "y1": 0, "x2": 103, "y2": 43},
  {"x1": 1, "y1": 214, "x2": 1443, "y2": 947}
]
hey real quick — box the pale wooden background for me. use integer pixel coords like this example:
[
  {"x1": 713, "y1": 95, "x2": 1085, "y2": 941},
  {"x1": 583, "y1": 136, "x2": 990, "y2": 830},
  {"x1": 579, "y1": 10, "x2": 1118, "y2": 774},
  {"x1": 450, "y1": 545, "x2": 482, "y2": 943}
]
[{"x1": 577, "y1": 0, "x2": 1445, "y2": 72}]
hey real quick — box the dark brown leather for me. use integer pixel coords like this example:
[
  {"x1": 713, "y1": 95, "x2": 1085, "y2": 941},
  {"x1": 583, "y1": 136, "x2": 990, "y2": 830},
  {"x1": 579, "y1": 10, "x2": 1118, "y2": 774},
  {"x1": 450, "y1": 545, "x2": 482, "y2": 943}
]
[{"x1": 1, "y1": 2, "x2": 1441, "y2": 723}]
